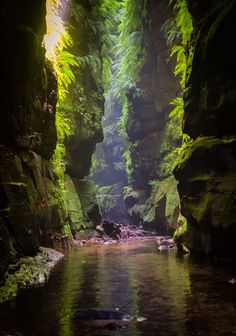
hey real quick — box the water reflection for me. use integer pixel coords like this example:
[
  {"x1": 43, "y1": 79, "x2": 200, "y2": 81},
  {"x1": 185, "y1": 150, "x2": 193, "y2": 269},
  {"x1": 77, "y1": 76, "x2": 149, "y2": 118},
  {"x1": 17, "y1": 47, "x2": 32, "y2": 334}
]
[{"x1": 0, "y1": 241, "x2": 236, "y2": 336}]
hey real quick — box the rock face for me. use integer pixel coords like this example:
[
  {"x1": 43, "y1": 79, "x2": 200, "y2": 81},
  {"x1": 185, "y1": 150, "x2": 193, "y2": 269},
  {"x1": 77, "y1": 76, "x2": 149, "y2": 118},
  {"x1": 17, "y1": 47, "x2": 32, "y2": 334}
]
[
  {"x1": 64, "y1": 1, "x2": 104, "y2": 180},
  {"x1": 0, "y1": 0, "x2": 65, "y2": 280},
  {"x1": 174, "y1": 1, "x2": 236, "y2": 258},
  {"x1": 125, "y1": 0, "x2": 180, "y2": 231},
  {"x1": 0, "y1": 1, "x2": 57, "y2": 159},
  {"x1": 127, "y1": 0, "x2": 178, "y2": 186},
  {"x1": 0, "y1": 0, "x2": 105, "y2": 281},
  {"x1": 77, "y1": 180, "x2": 102, "y2": 228},
  {"x1": 62, "y1": 1, "x2": 104, "y2": 229}
]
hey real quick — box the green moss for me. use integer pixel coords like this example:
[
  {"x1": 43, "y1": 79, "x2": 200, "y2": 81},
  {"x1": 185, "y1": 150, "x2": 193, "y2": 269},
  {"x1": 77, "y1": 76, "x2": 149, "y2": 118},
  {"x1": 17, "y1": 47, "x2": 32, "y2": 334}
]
[
  {"x1": 0, "y1": 274, "x2": 18, "y2": 302},
  {"x1": 174, "y1": 217, "x2": 187, "y2": 241},
  {"x1": 76, "y1": 229, "x2": 100, "y2": 239},
  {"x1": 123, "y1": 147, "x2": 133, "y2": 185},
  {"x1": 123, "y1": 185, "x2": 132, "y2": 196},
  {"x1": 165, "y1": 176, "x2": 180, "y2": 225},
  {"x1": 143, "y1": 177, "x2": 180, "y2": 227},
  {"x1": 175, "y1": 136, "x2": 236, "y2": 171},
  {"x1": 64, "y1": 175, "x2": 87, "y2": 231},
  {"x1": 0, "y1": 261, "x2": 49, "y2": 303},
  {"x1": 174, "y1": 217, "x2": 190, "y2": 254}
]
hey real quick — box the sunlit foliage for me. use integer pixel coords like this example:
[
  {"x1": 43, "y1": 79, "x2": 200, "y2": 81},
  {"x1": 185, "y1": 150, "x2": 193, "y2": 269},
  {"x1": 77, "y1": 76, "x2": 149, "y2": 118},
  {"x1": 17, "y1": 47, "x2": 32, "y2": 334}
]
[
  {"x1": 44, "y1": 0, "x2": 78, "y2": 190},
  {"x1": 161, "y1": 0, "x2": 193, "y2": 164},
  {"x1": 44, "y1": 0, "x2": 115, "y2": 187},
  {"x1": 44, "y1": 0, "x2": 68, "y2": 61}
]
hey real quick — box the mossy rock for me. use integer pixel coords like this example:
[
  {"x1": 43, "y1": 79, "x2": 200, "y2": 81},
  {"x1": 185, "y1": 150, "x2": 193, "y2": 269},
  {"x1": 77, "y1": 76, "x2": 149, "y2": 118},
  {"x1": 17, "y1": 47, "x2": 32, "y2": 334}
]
[{"x1": 76, "y1": 229, "x2": 100, "y2": 239}]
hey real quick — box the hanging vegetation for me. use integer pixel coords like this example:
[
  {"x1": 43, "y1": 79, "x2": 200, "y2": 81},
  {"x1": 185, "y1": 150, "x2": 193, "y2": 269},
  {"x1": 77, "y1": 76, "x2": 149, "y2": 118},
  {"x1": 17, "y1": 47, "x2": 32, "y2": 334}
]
[
  {"x1": 44, "y1": 0, "x2": 78, "y2": 191},
  {"x1": 142, "y1": 0, "x2": 194, "y2": 228},
  {"x1": 43, "y1": 0, "x2": 194, "y2": 232},
  {"x1": 114, "y1": 0, "x2": 148, "y2": 185},
  {"x1": 44, "y1": 0, "x2": 118, "y2": 185},
  {"x1": 162, "y1": 0, "x2": 194, "y2": 180},
  {"x1": 43, "y1": 0, "x2": 124, "y2": 232}
]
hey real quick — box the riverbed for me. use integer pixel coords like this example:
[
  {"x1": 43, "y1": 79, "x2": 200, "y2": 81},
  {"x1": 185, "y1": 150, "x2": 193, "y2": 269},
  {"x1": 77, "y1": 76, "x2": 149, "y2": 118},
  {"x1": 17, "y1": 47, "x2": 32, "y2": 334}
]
[{"x1": 0, "y1": 240, "x2": 236, "y2": 336}]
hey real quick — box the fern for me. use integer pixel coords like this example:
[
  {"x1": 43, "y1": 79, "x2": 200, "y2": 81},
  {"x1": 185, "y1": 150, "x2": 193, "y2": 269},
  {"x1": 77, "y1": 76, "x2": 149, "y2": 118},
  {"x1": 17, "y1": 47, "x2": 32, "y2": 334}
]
[
  {"x1": 160, "y1": 0, "x2": 194, "y2": 174},
  {"x1": 115, "y1": 1, "x2": 147, "y2": 92},
  {"x1": 143, "y1": 0, "x2": 194, "y2": 226},
  {"x1": 44, "y1": 0, "x2": 79, "y2": 196},
  {"x1": 109, "y1": 0, "x2": 148, "y2": 188}
]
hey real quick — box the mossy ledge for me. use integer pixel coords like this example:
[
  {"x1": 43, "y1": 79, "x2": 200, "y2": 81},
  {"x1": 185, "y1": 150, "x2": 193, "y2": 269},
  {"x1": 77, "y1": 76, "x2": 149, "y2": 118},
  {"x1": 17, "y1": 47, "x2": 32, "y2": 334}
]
[{"x1": 0, "y1": 248, "x2": 64, "y2": 303}]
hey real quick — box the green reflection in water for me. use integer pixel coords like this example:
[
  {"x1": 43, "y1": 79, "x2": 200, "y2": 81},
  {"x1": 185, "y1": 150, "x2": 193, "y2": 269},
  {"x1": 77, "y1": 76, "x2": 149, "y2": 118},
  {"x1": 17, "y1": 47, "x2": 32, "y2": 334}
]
[
  {"x1": 165, "y1": 255, "x2": 191, "y2": 336},
  {"x1": 53, "y1": 242, "x2": 191, "y2": 336},
  {"x1": 2, "y1": 240, "x2": 236, "y2": 336},
  {"x1": 56, "y1": 251, "x2": 87, "y2": 336}
]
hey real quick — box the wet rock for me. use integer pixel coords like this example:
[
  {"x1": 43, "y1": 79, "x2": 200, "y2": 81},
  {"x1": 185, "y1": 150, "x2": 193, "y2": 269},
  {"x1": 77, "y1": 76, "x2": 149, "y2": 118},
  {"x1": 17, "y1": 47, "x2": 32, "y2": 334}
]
[
  {"x1": 175, "y1": 137, "x2": 236, "y2": 258},
  {"x1": 0, "y1": 247, "x2": 64, "y2": 302},
  {"x1": 77, "y1": 180, "x2": 102, "y2": 228},
  {"x1": 97, "y1": 183, "x2": 129, "y2": 225},
  {"x1": 158, "y1": 245, "x2": 169, "y2": 252},
  {"x1": 64, "y1": 175, "x2": 89, "y2": 235},
  {"x1": 73, "y1": 309, "x2": 146, "y2": 330},
  {"x1": 157, "y1": 236, "x2": 176, "y2": 252},
  {"x1": 102, "y1": 220, "x2": 122, "y2": 240},
  {"x1": 0, "y1": 146, "x2": 67, "y2": 280}
]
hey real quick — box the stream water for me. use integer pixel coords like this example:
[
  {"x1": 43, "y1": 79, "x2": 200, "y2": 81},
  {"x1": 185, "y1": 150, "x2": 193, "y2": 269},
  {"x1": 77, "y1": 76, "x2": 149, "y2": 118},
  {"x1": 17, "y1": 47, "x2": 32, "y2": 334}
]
[{"x1": 0, "y1": 240, "x2": 236, "y2": 336}]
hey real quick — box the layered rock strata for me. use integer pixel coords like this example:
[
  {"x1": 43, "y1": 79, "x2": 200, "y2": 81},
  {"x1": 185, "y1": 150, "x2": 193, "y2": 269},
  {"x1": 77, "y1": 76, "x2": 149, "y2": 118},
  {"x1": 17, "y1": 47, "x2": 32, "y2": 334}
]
[{"x1": 174, "y1": 0, "x2": 236, "y2": 258}]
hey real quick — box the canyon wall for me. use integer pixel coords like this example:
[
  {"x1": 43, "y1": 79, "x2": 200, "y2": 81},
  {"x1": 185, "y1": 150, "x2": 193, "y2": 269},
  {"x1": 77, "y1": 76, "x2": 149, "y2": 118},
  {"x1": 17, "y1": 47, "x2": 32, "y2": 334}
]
[
  {"x1": 0, "y1": 0, "x2": 104, "y2": 280},
  {"x1": 174, "y1": 0, "x2": 236, "y2": 258},
  {"x1": 0, "y1": 0, "x2": 64, "y2": 280},
  {"x1": 124, "y1": 0, "x2": 180, "y2": 232}
]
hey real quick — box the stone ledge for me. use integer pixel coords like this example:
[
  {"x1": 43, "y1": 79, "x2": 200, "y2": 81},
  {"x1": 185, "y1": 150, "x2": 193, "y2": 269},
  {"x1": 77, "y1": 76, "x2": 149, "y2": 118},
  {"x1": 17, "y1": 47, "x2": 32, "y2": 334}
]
[{"x1": 0, "y1": 247, "x2": 64, "y2": 303}]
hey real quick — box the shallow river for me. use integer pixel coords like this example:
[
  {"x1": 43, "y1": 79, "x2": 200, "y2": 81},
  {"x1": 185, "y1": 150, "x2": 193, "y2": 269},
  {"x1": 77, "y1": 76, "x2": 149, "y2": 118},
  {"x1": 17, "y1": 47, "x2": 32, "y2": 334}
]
[{"x1": 0, "y1": 240, "x2": 236, "y2": 336}]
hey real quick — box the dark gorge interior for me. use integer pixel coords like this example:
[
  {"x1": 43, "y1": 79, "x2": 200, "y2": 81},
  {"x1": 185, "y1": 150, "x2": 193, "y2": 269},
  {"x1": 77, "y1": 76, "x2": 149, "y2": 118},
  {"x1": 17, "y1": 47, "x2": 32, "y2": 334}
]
[{"x1": 0, "y1": 0, "x2": 236, "y2": 333}]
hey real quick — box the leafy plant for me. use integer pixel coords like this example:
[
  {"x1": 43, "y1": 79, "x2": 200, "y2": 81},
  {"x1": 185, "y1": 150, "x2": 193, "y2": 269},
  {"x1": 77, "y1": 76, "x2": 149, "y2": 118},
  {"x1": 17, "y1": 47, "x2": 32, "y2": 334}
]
[
  {"x1": 43, "y1": 0, "x2": 79, "y2": 210},
  {"x1": 96, "y1": 185, "x2": 118, "y2": 213}
]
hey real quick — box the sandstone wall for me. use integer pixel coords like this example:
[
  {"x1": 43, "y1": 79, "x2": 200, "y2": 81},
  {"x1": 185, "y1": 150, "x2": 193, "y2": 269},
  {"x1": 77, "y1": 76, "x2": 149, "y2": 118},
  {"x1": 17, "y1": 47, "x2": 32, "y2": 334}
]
[
  {"x1": 174, "y1": 0, "x2": 236, "y2": 258},
  {"x1": 0, "y1": 0, "x2": 105, "y2": 281},
  {"x1": 0, "y1": 0, "x2": 65, "y2": 280}
]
